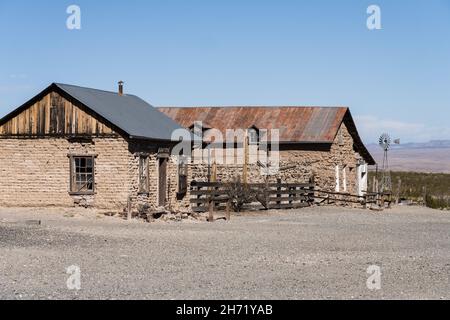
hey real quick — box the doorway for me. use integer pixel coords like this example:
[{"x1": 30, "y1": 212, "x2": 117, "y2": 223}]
[
  {"x1": 357, "y1": 162, "x2": 368, "y2": 196},
  {"x1": 158, "y1": 158, "x2": 168, "y2": 207}
]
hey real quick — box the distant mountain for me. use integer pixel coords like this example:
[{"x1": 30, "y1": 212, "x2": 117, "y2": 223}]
[
  {"x1": 367, "y1": 140, "x2": 450, "y2": 150},
  {"x1": 366, "y1": 140, "x2": 450, "y2": 173}
]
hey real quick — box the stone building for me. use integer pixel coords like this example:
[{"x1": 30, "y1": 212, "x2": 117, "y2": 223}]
[
  {"x1": 0, "y1": 83, "x2": 190, "y2": 212},
  {"x1": 0, "y1": 83, "x2": 374, "y2": 213},
  {"x1": 159, "y1": 107, "x2": 375, "y2": 197}
]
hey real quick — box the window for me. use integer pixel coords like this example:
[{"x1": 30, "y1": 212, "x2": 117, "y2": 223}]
[
  {"x1": 248, "y1": 128, "x2": 259, "y2": 145},
  {"x1": 70, "y1": 156, "x2": 94, "y2": 194},
  {"x1": 139, "y1": 155, "x2": 149, "y2": 193}
]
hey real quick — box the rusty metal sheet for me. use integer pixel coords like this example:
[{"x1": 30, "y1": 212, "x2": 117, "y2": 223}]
[
  {"x1": 157, "y1": 106, "x2": 348, "y2": 143},
  {"x1": 158, "y1": 106, "x2": 375, "y2": 165}
]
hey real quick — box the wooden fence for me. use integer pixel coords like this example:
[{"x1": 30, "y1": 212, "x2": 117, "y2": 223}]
[
  {"x1": 190, "y1": 180, "x2": 392, "y2": 214},
  {"x1": 190, "y1": 180, "x2": 315, "y2": 213},
  {"x1": 314, "y1": 190, "x2": 392, "y2": 209}
]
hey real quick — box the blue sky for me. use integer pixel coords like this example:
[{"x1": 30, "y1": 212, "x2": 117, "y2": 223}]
[{"x1": 0, "y1": 0, "x2": 449, "y2": 143}]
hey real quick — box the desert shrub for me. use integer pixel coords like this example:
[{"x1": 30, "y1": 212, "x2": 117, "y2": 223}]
[
  {"x1": 426, "y1": 194, "x2": 450, "y2": 210},
  {"x1": 368, "y1": 171, "x2": 450, "y2": 209},
  {"x1": 136, "y1": 203, "x2": 151, "y2": 218},
  {"x1": 225, "y1": 176, "x2": 257, "y2": 212}
]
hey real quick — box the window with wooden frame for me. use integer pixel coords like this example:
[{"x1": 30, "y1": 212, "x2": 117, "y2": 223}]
[
  {"x1": 70, "y1": 156, "x2": 95, "y2": 194},
  {"x1": 139, "y1": 155, "x2": 149, "y2": 194},
  {"x1": 248, "y1": 127, "x2": 260, "y2": 145}
]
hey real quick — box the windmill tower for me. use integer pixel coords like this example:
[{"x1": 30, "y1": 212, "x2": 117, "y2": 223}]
[{"x1": 378, "y1": 133, "x2": 392, "y2": 193}]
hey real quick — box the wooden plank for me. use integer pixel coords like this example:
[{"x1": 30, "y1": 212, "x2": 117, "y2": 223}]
[
  {"x1": 190, "y1": 188, "x2": 314, "y2": 195},
  {"x1": 267, "y1": 189, "x2": 314, "y2": 195},
  {"x1": 39, "y1": 100, "x2": 46, "y2": 135},
  {"x1": 267, "y1": 196, "x2": 310, "y2": 202},
  {"x1": 64, "y1": 100, "x2": 70, "y2": 134},
  {"x1": 317, "y1": 190, "x2": 364, "y2": 198},
  {"x1": 45, "y1": 94, "x2": 51, "y2": 133},
  {"x1": 31, "y1": 103, "x2": 37, "y2": 135},
  {"x1": 225, "y1": 202, "x2": 231, "y2": 221},
  {"x1": 127, "y1": 196, "x2": 132, "y2": 220},
  {"x1": 58, "y1": 95, "x2": 65, "y2": 134},
  {"x1": 71, "y1": 101, "x2": 76, "y2": 134},
  {"x1": 191, "y1": 181, "x2": 314, "y2": 189},
  {"x1": 269, "y1": 183, "x2": 314, "y2": 188},
  {"x1": 190, "y1": 190, "x2": 229, "y2": 196},
  {"x1": 191, "y1": 181, "x2": 224, "y2": 187},
  {"x1": 208, "y1": 201, "x2": 214, "y2": 222},
  {"x1": 91, "y1": 115, "x2": 96, "y2": 135},
  {"x1": 158, "y1": 158, "x2": 168, "y2": 207},
  {"x1": 313, "y1": 196, "x2": 364, "y2": 204}
]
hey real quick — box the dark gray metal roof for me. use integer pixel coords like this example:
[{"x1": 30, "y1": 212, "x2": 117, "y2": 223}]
[{"x1": 55, "y1": 83, "x2": 183, "y2": 141}]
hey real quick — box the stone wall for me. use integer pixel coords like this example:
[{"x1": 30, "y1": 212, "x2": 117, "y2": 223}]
[
  {"x1": 0, "y1": 136, "x2": 188, "y2": 213},
  {"x1": 126, "y1": 141, "x2": 191, "y2": 213},
  {"x1": 187, "y1": 122, "x2": 364, "y2": 195},
  {"x1": 0, "y1": 137, "x2": 130, "y2": 209}
]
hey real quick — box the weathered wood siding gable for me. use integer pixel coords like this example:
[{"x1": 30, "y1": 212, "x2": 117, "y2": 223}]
[{"x1": 0, "y1": 91, "x2": 117, "y2": 137}]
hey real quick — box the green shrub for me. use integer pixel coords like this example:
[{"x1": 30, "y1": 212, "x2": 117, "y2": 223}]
[{"x1": 368, "y1": 171, "x2": 450, "y2": 209}]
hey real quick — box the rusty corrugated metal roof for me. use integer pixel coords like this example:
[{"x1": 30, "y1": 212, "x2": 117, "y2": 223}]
[
  {"x1": 158, "y1": 106, "x2": 375, "y2": 165},
  {"x1": 157, "y1": 106, "x2": 348, "y2": 143}
]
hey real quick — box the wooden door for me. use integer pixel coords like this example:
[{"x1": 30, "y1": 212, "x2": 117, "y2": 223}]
[{"x1": 158, "y1": 158, "x2": 168, "y2": 207}]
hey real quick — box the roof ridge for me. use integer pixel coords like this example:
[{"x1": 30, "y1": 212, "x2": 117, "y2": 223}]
[{"x1": 54, "y1": 83, "x2": 131, "y2": 96}]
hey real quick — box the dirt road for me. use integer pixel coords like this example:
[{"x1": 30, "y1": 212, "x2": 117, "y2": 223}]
[{"x1": 0, "y1": 206, "x2": 448, "y2": 300}]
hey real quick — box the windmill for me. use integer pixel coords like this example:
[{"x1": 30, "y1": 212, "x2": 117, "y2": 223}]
[{"x1": 378, "y1": 133, "x2": 393, "y2": 193}]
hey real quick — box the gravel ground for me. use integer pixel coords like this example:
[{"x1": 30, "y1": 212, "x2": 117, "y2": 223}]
[{"x1": 0, "y1": 206, "x2": 449, "y2": 300}]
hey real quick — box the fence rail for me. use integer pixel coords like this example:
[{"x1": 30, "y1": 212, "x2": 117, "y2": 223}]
[{"x1": 314, "y1": 190, "x2": 392, "y2": 208}]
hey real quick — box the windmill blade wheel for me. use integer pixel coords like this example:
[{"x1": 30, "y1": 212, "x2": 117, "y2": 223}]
[{"x1": 379, "y1": 133, "x2": 391, "y2": 151}]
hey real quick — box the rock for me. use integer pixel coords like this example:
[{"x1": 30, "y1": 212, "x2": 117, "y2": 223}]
[
  {"x1": 25, "y1": 220, "x2": 41, "y2": 226},
  {"x1": 150, "y1": 207, "x2": 168, "y2": 219},
  {"x1": 191, "y1": 212, "x2": 200, "y2": 219},
  {"x1": 155, "y1": 206, "x2": 166, "y2": 213}
]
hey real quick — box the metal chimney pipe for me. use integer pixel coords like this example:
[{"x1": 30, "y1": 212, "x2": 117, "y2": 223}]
[{"x1": 118, "y1": 81, "x2": 124, "y2": 96}]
